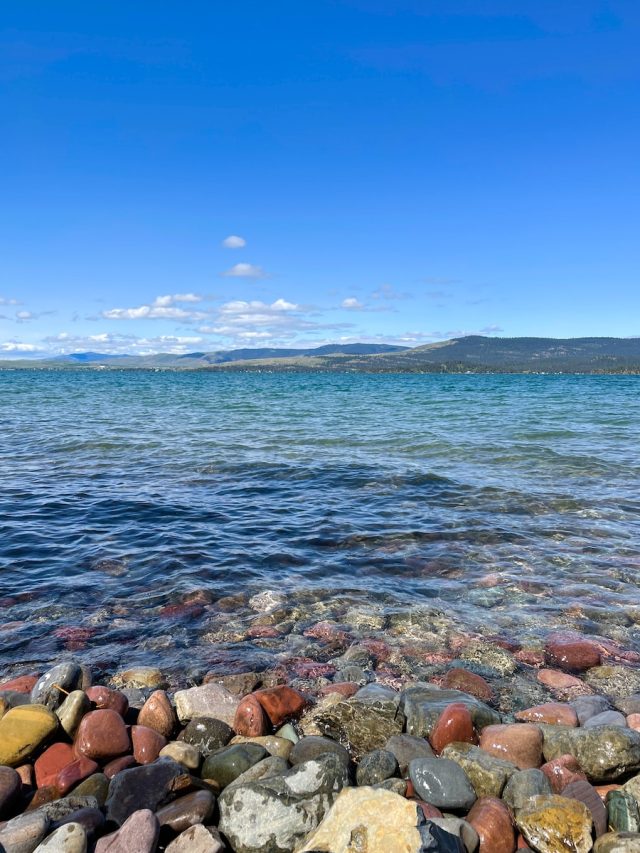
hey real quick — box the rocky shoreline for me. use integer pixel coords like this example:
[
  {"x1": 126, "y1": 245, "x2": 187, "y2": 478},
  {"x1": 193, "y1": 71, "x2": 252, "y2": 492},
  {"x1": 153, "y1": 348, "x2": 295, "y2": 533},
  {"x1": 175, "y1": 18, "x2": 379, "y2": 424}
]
[{"x1": 2, "y1": 634, "x2": 640, "y2": 851}]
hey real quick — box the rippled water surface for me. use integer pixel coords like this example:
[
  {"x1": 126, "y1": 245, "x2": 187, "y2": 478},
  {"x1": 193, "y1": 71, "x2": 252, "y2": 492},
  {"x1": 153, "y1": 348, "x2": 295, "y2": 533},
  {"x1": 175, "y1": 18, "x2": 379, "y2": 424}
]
[{"x1": 1, "y1": 370, "x2": 640, "y2": 682}]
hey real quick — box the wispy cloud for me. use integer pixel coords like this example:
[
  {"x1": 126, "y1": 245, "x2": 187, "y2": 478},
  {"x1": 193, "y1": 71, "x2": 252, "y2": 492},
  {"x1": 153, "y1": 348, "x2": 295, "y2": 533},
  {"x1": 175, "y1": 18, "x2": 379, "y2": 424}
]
[
  {"x1": 101, "y1": 293, "x2": 207, "y2": 321},
  {"x1": 0, "y1": 341, "x2": 38, "y2": 352},
  {"x1": 221, "y1": 263, "x2": 268, "y2": 279},
  {"x1": 222, "y1": 235, "x2": 247, "y2": 249},
  {"x1": 342, "y1": 297, "x2": 365, "y2": 310},
  {"x1": 42, "y1": 332, "x2": 205, "y2": 355},
  {"x1": 0, "y1": 296, "x2": 21, "y2": 306},
  {"x1": 371, "y1": 284, "x2": 411, "y2": 301}
]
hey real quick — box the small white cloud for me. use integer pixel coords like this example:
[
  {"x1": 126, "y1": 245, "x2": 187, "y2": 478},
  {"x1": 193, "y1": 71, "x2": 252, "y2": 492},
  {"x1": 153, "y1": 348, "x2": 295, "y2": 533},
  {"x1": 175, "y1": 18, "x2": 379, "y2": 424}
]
[
  {"x1": 222, "y1": 235, "x2": 247, "y2": 249},
  {"x1": 1, "y1": 341, "x2": 37, "y2": 352},
  {"x1": 16, "y1": 310, "x2": 33, "y2": 320},
  {"x1": 221, "y1": 263, "x2": 267, "y2": 278},
  {"x1": 342, "y1": 297, "x2": 365, "y2": 310},
  {"x1": 101, "y1": 293, "x2": 207, "y2": 321},
  {"x1": 0, "y1": 296, "x2": 20, "y2": 306}
]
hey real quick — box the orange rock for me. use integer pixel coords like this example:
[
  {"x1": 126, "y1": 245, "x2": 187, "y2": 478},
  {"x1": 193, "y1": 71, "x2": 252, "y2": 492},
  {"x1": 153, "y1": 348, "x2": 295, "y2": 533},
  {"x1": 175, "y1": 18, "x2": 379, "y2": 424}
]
[
  {"x1": 131, "y1": 725, "x2": 167, "y2": 764},
  {"x1": 467, "y1": 796, "x2": 516, "y2": 853},
  {"x1": 441, "y1": 668, "x2": 494, "y2": 703},
  {"x1": 253, "y1": 686, "x2": 307, "y2": 726},
  {"x1": 56, "y1": 757, "x2": 98, "y2": 795},
  {"x1": 34, "y1": 742, "x2": 75, "y2": 789},
  {"x1": 430, "y1": 703, "x2": 476, "y2": 754},
  {"x1": 627, "y1": 714, "x2": 640, "y2": 732},
  {"x1": 25, "y1": 786, "x2": 59, "y2": 811},
  {"x1": 137, "y1": 690, "x2": 177, "y2": 739},
  {"x1": 318, "y1": 682, "x2": 359, "y2": 699},
  {"x1": 0, "y1": 674, "x2": 38, "y2": 693},
  {"x1": 536, "y1": 669, "x2": 591, "y2": 691},
  {"x1": 540, "y1": 754, "x2": 587, "y2": 793},
  {"x1": 595, "y1": 783, "x2": 621, "y2": 799},
  {"x1": 515, "y1": 703, "x2": 578, "y2": 727},
  {"x1": 74, "y1": 709, "x2": 131, "y2": 762},
  {"x1": 479, "y1": 723, "x2": 542, "y2": 769},
  {"x1": 86, "y1": 686, "x2": 128, "y2": 717},
  {"x1": 545, "y1": 635, "x2": 601, "y2": 672},
  {"x1": 234, "y1": 694, "x2": 268, "y2": 737}
]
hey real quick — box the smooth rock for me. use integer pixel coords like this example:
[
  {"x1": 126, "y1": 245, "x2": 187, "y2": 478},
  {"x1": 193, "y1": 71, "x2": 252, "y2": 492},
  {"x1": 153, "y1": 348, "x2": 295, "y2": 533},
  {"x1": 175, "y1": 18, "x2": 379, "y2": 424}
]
[
  {"x1": 289, "y1": 735, "x2": 350, "y2": 768},
  {"x1": 84, "y1": 687, "x2": 127, "y2": 718},
  {"x1": 429, "y1": 818, "x2": 480, "y2": 853},
  {"x1": 572, "y1": 695, "x2": 612, "y2": 726},
  {"x1": 104, "y1": 759, "x2": 185, "y2": 825},
  {"x1": 31, "y1": 664, "x2": 85, "y2": 711},
  {"x1": 73, "y1": 710, "x2": 130, "y2": 762},
  {"x1": 542, "y1": 725, "x2": 640, "y2": 781},
  {"x1": 0, "y1": 765, "x2": 21, "y2": 818},
  {"x1": 515, "y1": 703, "x2": 578, "y2": 727},
  {"x1": 594, "y1": 833, "x2": 640, "y2": 852},
  {"x1": 230, "y1": 735, "x2": 293, "y2": 760},
  {"x1": 111, "y1": 667, "x2": 165, "y2": 690},
  {"x1": 385, "y1": 734, "x2": 435, "y2": 777},
  {"x1": 537, "y1": 669, "x2": 591, "y2": 694},
  {"x1": 441, "y1": 669, "x2": 494, "y2": 703},
  {"x1": 70, "y1": 774, "x2": 109, "y2": 807},
  {"x1": 298, "y1": 787, "x2": 423, "y2": 852},
  {"x1": 159, "y1": 741, "x2": 200, "y2": 770},
  {"x1": 516, "y1": 794, "x2": 593, "y2": 853},
  {"x1": 137, "y1": 690, "x2": 176, "y2": 738},
  {"x1": 540, "y1": 754, "x2": 587, "y2": 793},
  {"x1": 430, "y1": 703, "x2": 476, "y2": 754},
  {"x1": 56, "y1": 758, "x2": 98, "y2": 796},
  {"x1": 165, "y1": 824, "x2": 225, "y2": 853},
  {"x1": 253, "y1": 686, "x2": 307, "y2": 727},
  {"x1": 0, "y1": 811, "x2": 49, "y2": 853},
  {"x1": 131, "y1": 724, "x2": 166, "y2": 764},
  {"x1": 409, "y1": 757, "x2": 476, "y2": 811},
  {"x1": 584, "y1": 710, "x2": 627, "y2": 728},
  {"x1": 35, "y1": 743, "x2": 75, "y2": 789},
  {"x1": 563, "y1": 778, "x2": 608, "y2": 837},
  {"x1": 204, "y1": 671, "x2": 261, "y2": 697},
  {"x1": 356, "y1": 749, "x2": 398, "y2": 786},
  {"x1": 401, "y1": 685, "x2": 500, "y2": 739},
  {"x1": 224, "y1": 756, "x2": 290, "y2": 792},
  {"x1": 502, "y1": 769, "x2": 552, "y2": 811},
  {"x1": 467, "y1": 796, "x2": 515, "y2": 853},
  {"x1": 55, "y1": 692, "x2": 90, "y2": 739},
  {"x1": 420, "y1": 821, "x2": 466, "y2": 852},
  {"x1": 0, "y1": 704, "x2": 59, "y2": 766},
  {"x1": 103, "y1": 756, "x2": 136, "y2": 780},
  {"x1": 155, "y1": 790, "x2": 215, "y2": 832},
  {"x1": 0, "y1": 675, "x2": 39, "y2": 693},
  {"x1": 33, "y1": 822, "x2": 87, "y2": 853},
  {"x1": 479, "y1": 723, "x2": 543, "y2": 770},
  {"x1": 94, "y1": 809, "x2": 159, "y2": 853},
  {"x1": 50, "y1": 807, "x2": 105, "y2": 839},
  {"x1": 201, "y1": 743, "x2": 267, "y2": 788},
  {"x1": 234, "y1": 695, "x2": 268, "y2": 737},
  {"x1": 179, "y1": 717, "x2": 233, "y2": 756},
  {"x1": 545, "y1": 636, "x2": 602, "y2": 672},
  {"x1": 441, "y1": 743, "x2": 517, "y2": 798},
  {"x1": 174, "y1": 683, "x2": 239, "y2": 726},
  {"x1": 607, "y1": 790, "x2": 640, "y2": 832},
  {"x1": 616, "y1": 695, "x2": 640, "y2": 717}
]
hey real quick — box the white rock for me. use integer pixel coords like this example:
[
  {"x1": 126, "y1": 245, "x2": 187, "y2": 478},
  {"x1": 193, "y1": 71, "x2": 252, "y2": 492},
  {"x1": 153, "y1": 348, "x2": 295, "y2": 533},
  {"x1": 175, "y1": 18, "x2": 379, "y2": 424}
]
[
  {"x1": 34, "y1": 823, "x2": 87, "y2": 853},
  {"x1": 174, "y1": 683, "x2": 239, "y2": 726}
]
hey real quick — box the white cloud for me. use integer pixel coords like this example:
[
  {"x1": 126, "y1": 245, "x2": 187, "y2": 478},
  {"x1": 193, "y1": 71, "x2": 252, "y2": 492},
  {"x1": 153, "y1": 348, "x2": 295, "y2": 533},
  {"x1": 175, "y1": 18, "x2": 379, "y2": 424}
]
[
  {"x1": 222, "y1": 235, "x2": 247, "y2": 249},
  {"x1": 342, "y1": 297, "x2": 365, "y2": 310},
  {"x1": 221, "y1": 263, "x2": 267, "y2": 278},
  {"x1": 41, "y1": 332, "x2": 206, "y2": 355},
  {"x1": 0, "y1": 296, "x2": 20, "y2": 306},
  {"x1": 1, "y1": 341, "x2": 38, "y2": 352},
  {"x1": 101, "y1": 293, "x2": 207, "y2": 321},
  {"x1": 16, "y1": 310, "x2": 33, "y2": 320}
]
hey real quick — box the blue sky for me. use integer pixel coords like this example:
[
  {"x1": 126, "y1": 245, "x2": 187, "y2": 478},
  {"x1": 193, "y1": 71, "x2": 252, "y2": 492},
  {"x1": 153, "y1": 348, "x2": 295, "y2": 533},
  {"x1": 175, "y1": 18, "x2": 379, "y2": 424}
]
[{"x1": 1, "y1": 1, "x2": 639, "y2": 356}]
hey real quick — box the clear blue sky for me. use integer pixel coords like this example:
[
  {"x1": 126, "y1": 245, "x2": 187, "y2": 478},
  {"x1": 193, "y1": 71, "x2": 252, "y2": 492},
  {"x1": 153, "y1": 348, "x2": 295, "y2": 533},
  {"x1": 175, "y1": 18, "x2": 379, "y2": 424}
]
[{"x1": 1, "y1": 1, "x2": 639, "y2": 356}]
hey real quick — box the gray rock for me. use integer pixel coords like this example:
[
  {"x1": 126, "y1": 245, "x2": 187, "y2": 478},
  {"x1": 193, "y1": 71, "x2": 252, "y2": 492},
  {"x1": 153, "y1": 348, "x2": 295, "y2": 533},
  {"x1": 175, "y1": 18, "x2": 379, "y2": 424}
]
[
  {"x1": 218, "y1": 753, "x2": 348, "y2": 853},
  {"x1": 0, "y1": 690, "x2": 32, "y2": 709},
  {"x1": 441, "y1": 743, "x2": 517, "y2": 798},
  {"x1": 105, "y1": 759, "x2": 185, "y2": 826},
  {"x1": 572, "y1": 694, "x2": 612, "y2": 725},
  {"x1": 225, "y1": 756, "x2": 290, "y2": 791},
  {"x1": 584, "y1": 710, "x2": 627, "y2": 728},
  {"x1": 616, "y1": 695, "x2": 640, "y2": 716},
  {"x1": 594, "y1": 831, "x2": 640, "y2": 852},
  {"x1": 542, "y1": 724, "x2": 640, "y2": 781},
  {"x1": 33, "y1": 823, "x2": 87, "y2": 853},
  {"x1": 356, "y1": 749, "x2": 398, "y2": 786},
  {"x1": 385, "y1": 734, "x2": 435, "y2": 777},
  {"x1": 502, "y1": 769, "x2": 552, "y2": 811},
  {"x1": 563, "y1": 778, "x2": 608, "y2": 838},
  {"x1": 409, "y1": 758, "x2": 476, "y2": 812},
  {"x1": 333, "y1": 666, "x2": 369, "y2": 685},
  {"x1": 374, "y1": 778, "x2": 407, "y2": 795},
  {"x1": 428, "y1": 818, "x2": 479, "y2": 853},
  {"x1": 179, "y1": 717, "x2": 233, "y2": 756},
  {"x1": 165, "y1": 825, "x2": 225, "y2": 853},
  {"x1": 31, "y1": 664, "x2": 86, "y2": 711},
  {"x1": 289, "y1": 736, "x2": 350, "y2": 768},
  {"x1": 400, "y1": 684, "x2": 500, "y2": 739},
  {"x1": 35, "y1": 798, "x2": 99, "y2": 823},
  {"x1": 0, "y1": 811, "x2": 49, "y2": 853},
  {"x1": 94, "y1": 809, "x2": 159, "y2": 853},
  {"x1": 119, "y1": 687, "x2": 149, "y2": 710},
  {"x1": 420, "y1": 821, "x2": 466, "y2": 852},
  {"x1": 50, "y1": 808, "x2": 105, "y2": 840},
  {"x1": 201, "y1": 743, "x2": 267, "y2": 789}
]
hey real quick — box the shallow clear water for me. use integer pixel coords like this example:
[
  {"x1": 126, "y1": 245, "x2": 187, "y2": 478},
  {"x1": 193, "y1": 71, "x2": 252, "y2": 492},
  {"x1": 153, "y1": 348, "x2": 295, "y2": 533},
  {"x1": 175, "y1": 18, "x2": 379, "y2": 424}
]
[{"x1": 1, "y1": 370, "x2": 640, "y2": 683}]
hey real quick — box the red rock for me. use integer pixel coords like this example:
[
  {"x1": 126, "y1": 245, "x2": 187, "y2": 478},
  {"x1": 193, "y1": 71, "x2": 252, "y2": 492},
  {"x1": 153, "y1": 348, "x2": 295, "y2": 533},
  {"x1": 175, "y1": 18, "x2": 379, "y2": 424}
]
[
  {"x1": 253, "y1": 686, "x2": 307, "y2": 726},
  {"x1": 415, "y1": 801, "x2": 443, "y2": 819},
  {"x1": 56, "y1": 757, "x2": 98, "y2": 795},
  {"x1": 0, "y1": 674, "x2": 38, "y2": 693},
  {"x1": 302, "y1": 621, "x2": 351, "y2": 643},
  {"x1": 540, "y1": 755, "x2": 587, "y2": 793},
  {"x1": 137, "y1": 691, "x2": 176, "y2": 739},
  {"x1": 34, "y1": 743, "x2": 75, "y2": 789},
  {"x1": 537, "y1": 669, "x2": 591, "y2": 691},
  {"x1": 104, "y1": 755, "x2": 137, "y2": 779},
  {"x1": 563, "y1": 779, "x2": 607, "y2": 837},
  {"x1": 627, "y1": 714, "x2": 640, "y2": 731},
  {"x1": 318, "y1": 682, "x2": 359, "y2": 699},
  {"x1": 515, "y1": 649, "x2": 546, "y2": 667},
  {"x1": 25, "y1": 785, "x2": 60, "y2": 810},
  {"x1": 514, "y1": 703, "x2": 578, "y2": 727},
  {"x1": 234, "y1": 695, "x2": 268, "y2": 737},
  {"x1": 479, "y1": 724, "x2": 542, "y2": 770},
  {"x1": 544, "y1": 635, "x2": 601, "y2": 672},
  {"x1": 131, "y1": 725, "x2": 167, "y2": 764},
  {"x1": 290, "y1": 660, "x2": 336, "y2": 678},
  {"x1": 430, "y1": 703, "x2": 476, "y2": 754},
  {"x1": 74, "y1": 709, "x2": 131, "y2": 762},
  {"x1": 441, "y1": 668, "x2": 494, "y2": 703},
  {"x1": 467, "y1": 796, "x2": 516, "y2": 853},
  {"x1": 86, "y1": 686, "x2": 129, "y2": 717},
  {"x1": 360, "y1": 638, "x2": 391, "y2": 662}
]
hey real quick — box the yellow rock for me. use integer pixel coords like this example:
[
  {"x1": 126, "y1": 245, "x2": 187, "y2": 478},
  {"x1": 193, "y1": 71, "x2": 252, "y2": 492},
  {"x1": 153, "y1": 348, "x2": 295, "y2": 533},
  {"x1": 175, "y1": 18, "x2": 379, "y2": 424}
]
[
  {"x1": 516, "y1": 794, "x2": 592, "y2": 853},
  {"x1": 230, "y1": 735, "x2": 293, "y2": 760},
  {"x1": 0, "y1": 704, "x2": 58, "y2": 766},
  {"x1": 298, "y1": 787, "x2": 422, "y2": 853}
]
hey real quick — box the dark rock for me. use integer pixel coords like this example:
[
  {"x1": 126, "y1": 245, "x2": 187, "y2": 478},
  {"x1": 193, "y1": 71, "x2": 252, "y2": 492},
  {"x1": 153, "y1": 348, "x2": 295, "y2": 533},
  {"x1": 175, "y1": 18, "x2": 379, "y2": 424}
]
[
  {"x1": 502, "y1": 768, "x2": 552, "y2": 811},
  {"x1": 356, "y1": 749, "x2": 398, "y2": 786},
  {"x1": 201, "y1": 743, "x2": 267, "y2": 789},
  {"x1": 409, "y1": 758, "x2": 476, "y2": 812},
  {"x1": 419, "y1": 821, "x2": 466, "y2": 852},
  {"x1": 607, "y1": 790, "x2": 640, "y2": 833},
  {"x1": 155, "y1": 790, "x2": 215, "y2": 833},
  {"x1": 30, "y1": 663, "x2": 86, "y2": 711},
  {"x1": 105, "y1": 759, "x2": 185, "y2": 826},
  {"x1": 563, "y1": 778, "x2": 608, "y2": 837},
  {"x1": 385, "y1": 734, "x2": 435, "y2": 777},
  {"x1": 289, "y1": 736, "x2": 350, "y2": 768},
  {"x1": 179, "y1": 717, "x2": 233, "y2": 757},
  {"x1": 572, "y1": 694, "x2": 611, "y2": 725},
  {"x1": 0, "y1": 765, "x2": 21, "y2": 818}
]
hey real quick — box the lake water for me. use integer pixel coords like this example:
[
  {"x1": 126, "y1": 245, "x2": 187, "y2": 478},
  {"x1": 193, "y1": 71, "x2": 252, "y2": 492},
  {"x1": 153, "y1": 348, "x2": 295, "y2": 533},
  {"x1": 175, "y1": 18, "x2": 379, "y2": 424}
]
[{"x1": 1, "y1": 370, "x2": 640, "y2": 685}]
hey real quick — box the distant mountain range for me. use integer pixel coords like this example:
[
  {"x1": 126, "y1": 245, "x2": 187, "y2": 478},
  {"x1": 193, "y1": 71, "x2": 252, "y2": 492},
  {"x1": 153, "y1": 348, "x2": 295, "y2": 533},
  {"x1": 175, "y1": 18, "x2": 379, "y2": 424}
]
[{"x1": 4, "y1": 337, "x2": 640, "y2": 373}]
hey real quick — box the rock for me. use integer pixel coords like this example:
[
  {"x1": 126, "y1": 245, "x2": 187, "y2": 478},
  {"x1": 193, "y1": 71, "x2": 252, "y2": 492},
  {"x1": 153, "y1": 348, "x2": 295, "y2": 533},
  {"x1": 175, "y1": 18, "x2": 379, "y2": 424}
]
[
  {"x1": 104, "y1": 759, "x2": 185, "y2": 825},
  {"x1": 419, "y1": 821, "x2": 466, "y2": 852},
  {"x1": 94, "y1": 809, "x2": 159, "y2": 852},
  {"x1": 385, "y1": 734, "x2": 435, "y2": 777},
  {"x1": 55, "y1": 692, "x2": 90, "y2": 739},
  {"x1": 204, "y1": 671, "x2": 261, "y2": 697},
  {"x1": 428, "y1": 818, "x2": 480, "y2": 853},
  {"x1": 409, "y1": 757, "x2": 476, "y2": 811},
  {"x1": 179, "y1": 717, "x2": 233, "y2": 756},
  {"x1": 218, "y1": 753, "x2": 348, "y2": 853},
  {"x1": 516, "y1": 794, "x2": 593, "y2": 853},
  {"x1": 274, "y1": 723, "x2": 298, "y2": 744},
  {"x1": 441, "y1": 669, "x2": 494, "y2": 703},
  {"x1": 50, "y1": 807, "x2": 105, "y2": 839},
  {"x1": 103, "y1": 756, "x2": 136, "y2": 780},
  {"x1": 616, "y1": 695, "x2": 640, "y2": 716},
  {"x1": 289, "y1": 736, "x2": 350, "y2": 768},
  {"x1": 356, "y1": 749, "x2": 398, "y2": 786},
  {"x1": 201, "y1": 743, "x2": 267, "y2": 788},
  {"x1": 466, "y1": 796, "x2": 515, "y2": 853},
  {"x1": 298, "y1": 787, "x2": 423, "y2": 852},
  {"x1": 25, "y1": 786, "x2": 60, "y2": 811},
  {"x1": 584, "y1": 711, "x2": 627, "y2": 728},
  {"x1": 73, "y1": 710, "x2": 130, "y2": 762},
  {"x1": 131, "y1": 725, "x2": 166, "y2": 764},
  {"x1": 159, "y1": 741, "x2": 200, "y2": 770},
  {"x1": 572, "y1": 695, "x2": 612, "y2": 725},
  {"x1": 0, "y1": 674, "x2": 39, "y2": 693},
  {"x1": 563, "y1": 778, "x2": 607, "y2": 837},
  {"x1": 441, "y1": 743, "x2": 517, "y2": 798},
  {"x1": 515, "y1": 703, "x2": 578, "y2": 727},
  {"x1": 537, "y1": 669, "x2": 591, "y2": 695},
  {"x1": 35, "y1": 796, "x2": 100, "y2": 822},
  {"x1": 253, "y1": 686, "x2": 307, "y2": 727},
  {"x1": 84, "y1": 687, "x2": 128, "y2": 718},
  {"x1": 111, "y1": 667, "x2": 166, "y2": 690},
  {"x1": 0, "y1": 704, "x2": 59, "y2": 766},
  {"x1": 541, "y1": 725, "x2": 640, "y2": 781},
  {"x1": 0, "y1": 765, "x2": 21, "y2": 818},
  {"x1": 174, "y1": 683, "x2": 239, "y2": 727},
  {"x1": 478, "y1": 723, "x2": 543, "y2": 770},
  {"x1": 71, "y1": 774, "x2": 109, "y2": 807},
  {"x1": 607, "y1": 790, "x2": 640, "y2": 832},
  {"x1": 627, "y1": 715, "x2": 640, "y2": 732},
  {"x1": 0, "y1": 811, "x2": 49, "y2": 853},
  {"x1": 56, "y1": 758, "x2": 99, "y2": 796},
  {"x1": 165, "y1": 824, "x2": 225, "y2": 853},
  {"x1": 585, "y1": 666, "x2": 640, "y2": 701},
  {"x1": 545, "y1": 636, "x2": 602, "y2": 672},
  {"x1": 33, "y1": 823, "x2": 87, "y2": 852},
  {"x1": 137, "y1": 690, "x2": 177, "y2": 738},
  {"x1": 0, "y1": 691, "x2": 32, "y2": 711},
  {"x1": 376, "y1": 777, "x2": 407, "y2": 795},
  {"x1": 224, "y1": 756, "x2": 290, "y2": 791},
  {"x1": 234, "y1": 694, "x2": 269, "y2": 737},
  {"x1": 540, "y1": 754, "x2": 587, "y2": 793},
  {"x1": 401, "y1": 685, "x2": 500, "y2": 739},
  {"x1": 459, "y1": 642, "x2": 516, "y2": 677},
  {"x1": 595, "y1": 833, "x2": 640, "y2": 852},
  {"x1": 31, "y1": 664, "x2": 85, "y2": 711},
  {"x1": 230, "y1": 735, "x2": 293, "y2": 760},
  {"x1": 155, "y1": 789, "x2": 215, "y2": 832},
  {"x1": 430, "y1": 703, "x2": 476, "y2": 754},
  {"x1": 502, "y1": 769, "x2": 552, "y2": 811},
  {"x1": 35, "y1": 743, "x2": 75, "y2": 789}
]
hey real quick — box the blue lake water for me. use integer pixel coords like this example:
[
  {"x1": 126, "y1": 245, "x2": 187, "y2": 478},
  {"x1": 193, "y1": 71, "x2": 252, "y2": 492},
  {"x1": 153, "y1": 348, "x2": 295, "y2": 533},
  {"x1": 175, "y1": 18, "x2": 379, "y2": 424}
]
[{"x1": 1, "y1": 370, "x2": 640, "y2": 684}]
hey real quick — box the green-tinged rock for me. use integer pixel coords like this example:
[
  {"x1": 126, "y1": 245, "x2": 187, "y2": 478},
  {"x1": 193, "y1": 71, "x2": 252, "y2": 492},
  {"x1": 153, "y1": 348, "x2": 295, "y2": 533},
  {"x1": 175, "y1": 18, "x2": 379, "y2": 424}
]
[
  {"x1": 111, "y1": 666, "x2": 166, "y2": 690},
  {"x1": 516, "y1": 794, "x2": 593, "y2": 853},
  {"x1": 594, "y1": 832, "x2": 640, "y2": 852},
  {"x1": 201, "y1": 743, "x2": 267, "y2": 789},
  {"x1": 375, "y1": 778, "x2": 407, "y2": 795},
  {"x1": 229, "y1": 735, "x2": 293, "y2": 760},
  {"x1": 441, "y1": 743, "x2": 517, "y2": 798},
  {"x1": 70, "y1": 774, "x2": 109, "y2": 808},
  {"x1": 542, "y1": 725, "x2": 640, "y2": 782},
  {"x1": 502, "y1": 769, "x2": 552, "y2": 812},
  {"x1": 584, "y1": 666, "x2": 640, "y2": 701},
  {"x1": 458, "y1": 641, "x2": 517, "y2": 677},
  {"x1": 275, "y1": 723, "x2": 298, "y2": 744},
  {"x1": 56, "y1": 691, "x2": 91, "y2": 738},
  {"x1": 400, "y1": 685, "x2": 500, "y2": 739},
  {"x1": 31, "y1": 663, "x2": 86, "y2": 711},
  {"x1": 0, "y1": 704, "x2": 58, "y2": 766},
  {"x1": 290, "y1": 735, "x2": 350, "y2": 768},
  {"x1": 224, "y1": 756, "x2": 290, "y2": 792},
  {"x1": 607, "y1": 790, "x2": 640, "y2": 833}
]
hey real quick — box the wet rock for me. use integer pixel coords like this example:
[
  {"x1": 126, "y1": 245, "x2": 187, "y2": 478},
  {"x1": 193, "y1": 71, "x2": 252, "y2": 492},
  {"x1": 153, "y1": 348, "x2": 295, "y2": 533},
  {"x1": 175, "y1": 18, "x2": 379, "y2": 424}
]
[
  {"x1": 131, "y1": 724, "x2": 166, "y2": 764},
  {"x1": 0, "y1": 811, "x2": 49, "y2": 853},
  {"x1": 25, "y1": 786, "x2": 60, "y2": 812},
  {"x1": 594, "y1": 833, "x2": 640, "y2": 852},
  {"x1": 356, "y1": 749, "x2": 398, "y2": 786},
  {"x1": 159, "y1": 741, "x2": 201, "y2": 770},
  {"x1": 56, "y1": 692, "x2": 90, "y2": 739},
  {"x1": 466, "y1": 796, "x2": 515, "y2": 853},
  {"x1": 541, "y1": 725, "x2": 640, "y2": 781},
  {"x1": 585, "y1": 666, "x2": 640, "y2": 701},
  {"x1": 201, "y1": 743, "x2": 268, "y2": 788},
  {"x1": 537, "y1": 669, "x2": 591, "y2": 696},
  {"x1": 607, "y1": 789, "x2": 640, "y2": 832},
  {"x1": 104, "y1": 758, "x2": 185, "y2": 825},
  {"x1": 516, "y1": 794, "x2": 592, "y2": 853},
  {"x1": 428, "y1": 817, "x2": 479, "y2": 853},
  {"x1": 224, "y1": 756, "x2": 290, "y2": 791},
  {"x1": 234, "y1": 694, "x2": 268, "y2": 737},
  {"x1": 218, "y1": 753, "x2": 348, "y2": 853},
  {"x1": 84, "y1": 687, "x2": 128, "y2": 718},
  {"x1": 479, "y1": 723, "x2": 543, "y2": 770},
  {"x1": 572, "y1": 694, "x2": 612, "y2": 725},
  {"x1": 441, "y1": 669, "x2": 494, "y2": 703},
  {"x1": 111, "y1": 667, "x2": 166, "y2": 690},
  {"x1": 563, "y1": 778, "x2": 607, "y2": 837},
  {"x1": 385, "y1": 734, "x2": 435, "y2": 777},
  {"x1": 35, "y1": 743, "x2": 75, "y2": 789},
  {"x1": 0, "y1": 704, "x2": 59, "y2": 766},
  {"x1": 174, "y1": 683, "x2": 239, "y2": 727},
  {"x1": 430, "y1": 703, "x2": 476, "y2": 754},
  {"x1": 540, "y1": 754, "x2": 587, "y2": 793},
  {"x1": 71, "y1": 774, "x2": 109, "y2": 807},
  {"x1": 409, "y1": 757, "x2": 476, "y2": 811},
  {"x1": 56, "y1": 758, "x2": 99, "y2": 796},
  {"x1": 298, "y1": 787, "x2": 423, "y2": 852},
  {"x1": 0, "y1": 765, "x2": 21, "y2": 818},
  {"x1": 94, "y1": 809, "x2": 159, "y2": 852},
  {"x1": 165, "y1": 824, "x2": 225, "y2": 853},
  {"x1": 204, "y1": 671, "x2": 261, "y2": 697},
  {"x1": 289, "y1": 735, "x2": 350, "y2": 768},
  {"x1": 230, "y1": 735, "x2": 293, "y2": 760},
  {"x1": 515, "y1": 703, "x2": 578, "y2": 727},
  {"x1": 545, "y1": 636, "x2": 602, "y2": 672},
  {"x1": 502, "y1": 768, "x2": 552, "y2": 811},
  {"x1": 179, "y1": 717, "x2": 233, "y2": 756},
  {"x1": 31, "y1": 664, "x2": 86, "y2": 711},
  {"x1": 137, "y1": 690, "x2": 177, "y2": 738},
  {"x1": 584, "y1": 710, "x2": 627, "y2": 728},
  {"x1": 103, "y1": 756, "x2": 136, "y2": 780},
  {"x1": 459, "y1": 642, "x2": 516, "y2": 677},
  {"x1": 155, "y1": 789, "x2": 215, "y2": 832},
  {"x1": 0, "y1": 674, "x2": 39, "y2": 693},
  {"x1": 419, "y1": 821, "x2": 466, "y2": 852},
  {"x1": 401, "y1": 685, "x2": 500, "y2": 739},
  {"x1": 253, "y1": 686, "x2": 307, "y2": 727},
  {"x1": 74, "y1": 710, "x2": 130, "y2": 762},
  {"x1": 441, "y1": 743, "x2": 517, "y2": 798},
  {"x1": 33, "y1": 822, "x2": 87, "y2": 852}
]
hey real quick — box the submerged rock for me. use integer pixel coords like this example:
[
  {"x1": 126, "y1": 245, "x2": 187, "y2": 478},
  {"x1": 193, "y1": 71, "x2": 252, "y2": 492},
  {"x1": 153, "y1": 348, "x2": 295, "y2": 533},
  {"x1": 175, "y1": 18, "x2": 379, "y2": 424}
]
[
  {"x1": 541, "y1": 724, "x2": 640, "y2": 782},
  {"x1": 401, "y1": 685, "x2": 499, "y2": 739}
]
